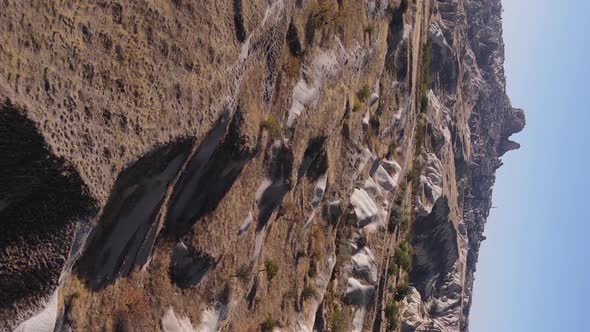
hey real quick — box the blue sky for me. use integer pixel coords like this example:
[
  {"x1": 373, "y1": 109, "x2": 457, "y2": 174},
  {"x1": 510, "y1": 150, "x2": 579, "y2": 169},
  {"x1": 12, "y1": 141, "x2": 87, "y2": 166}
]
[{"x1": 470, "y1": 1, "x2": 590, "y2": 331}]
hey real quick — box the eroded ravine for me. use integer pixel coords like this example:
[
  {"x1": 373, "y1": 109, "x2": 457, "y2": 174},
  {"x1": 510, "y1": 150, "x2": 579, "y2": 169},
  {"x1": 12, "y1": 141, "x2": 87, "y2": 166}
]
[{"x1": 75, "y1": 140, "x2": 194, "y2": 290}]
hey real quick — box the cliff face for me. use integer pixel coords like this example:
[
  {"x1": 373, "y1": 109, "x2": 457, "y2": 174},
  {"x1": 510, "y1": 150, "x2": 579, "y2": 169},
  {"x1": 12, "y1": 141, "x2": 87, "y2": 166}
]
[
  {"x1": 0, "y1": 0, "x2": 523, "y2": 331},
  {"x1": 408, "y1": 0, "x2": 525, "y2": 331},
  {"x1": 401, "y1": 0, "x2": 525, "y2": 331}
]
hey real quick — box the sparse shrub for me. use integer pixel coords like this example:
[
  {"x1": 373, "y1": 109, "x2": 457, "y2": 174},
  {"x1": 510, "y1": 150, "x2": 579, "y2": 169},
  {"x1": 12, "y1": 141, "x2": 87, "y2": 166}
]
[
  {"x1": 406, "y1": 168, "x2": 419, "y2": 183},
  {"x1": 388, "y1": 284, "x2": 396, "y2": 294},
  {"x1": 265, "y1": 259, "x2": 279, "y2": 282},
  {"x1": 365, "y1": 24, "x2": 376, "y2": 39},
  {"x1": 395, "y1": 282, "x2": 410, "y2": 301},
  {"x1": 414, "y1": 144, "x2": 424, "y2": 162},
  {"x1": 66, "y1": 290, "x2": 81, "y2": 303},
  {"x1": 420, "y1": 40, "x2": 431, "y2": 93},
  {"x1": 385, "y1": 300, "x2": 400, "y2": 330},
  {"x1": 387, "y1": 263, "x2": 399, "y2": 276},
  {"x1": 414, "y1": 116, "x2": 426, "y2": 155},
  {"x1": 389, "y1": 206, "x2": 411, "y2": 235},
  {"x1": 301, "y1": 285, "x2": 318, "y2": 301},
  {"x1": 282, "y1": 287, "x2": 298, "y2": 309},
  {"x1": 388, "y1": 207, "x2": 403, "y2": 232},
  {"x1": 337, "y1": 239, "x2": 353, "y2": 264},
  {"x1": 399, "y1": 241, "x2": 412, "y2": 254},
  {"x1": 420, "y1": 93, "x2": 429, "y2": 112},
  {"x1": 419, "y1": 39, "x2": 431, "y2": 113},
  {"x1": 284, "y1": 288, "x2": 298, "y2": 301},
  {"x1": 261, "y1": 116, "x2": 281, "y2": 138},
  {"x1": 352, "y1": 101, "x2": 362, "y2": 113},
  {"x1": 357, "y1": 84, "x2": 371, "y2": 102},
  {"x1": 400, "y1": 214, "x2": 411, "y2": 234},
  {"x1": 260, "y1": 317, "x2": 277, "y2": 332},
  {"x1": 394, "y1": 242, "x2": 413, "y2": 271},
  {"x1": 328, "y1": 308, "x2": 349, "y2": 332}
]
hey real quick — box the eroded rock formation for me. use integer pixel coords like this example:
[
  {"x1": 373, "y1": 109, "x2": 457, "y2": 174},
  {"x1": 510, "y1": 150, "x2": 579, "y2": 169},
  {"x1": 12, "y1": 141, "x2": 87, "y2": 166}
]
[{"x1": 0, "y1": 0, "x2": 523, "y2": 331}]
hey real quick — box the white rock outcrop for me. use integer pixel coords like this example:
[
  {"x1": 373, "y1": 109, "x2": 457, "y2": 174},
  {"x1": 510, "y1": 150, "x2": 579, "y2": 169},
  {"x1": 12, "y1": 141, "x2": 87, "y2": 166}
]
[
  {"x1": 350, "y1": 188, "x2": 379, "y2": 226},
  {"x1": 415, "y1": 153, "x2": 444, "y2": 216},
  {"x1": 162, "y1": 308, "x2": 196, "y2": 332},
  {"x1": 14, "y1": 290, "x2": 58, "y2": 332},
  {"x1": 351, "y1": 247, "x2": 378, "y2": 284}
]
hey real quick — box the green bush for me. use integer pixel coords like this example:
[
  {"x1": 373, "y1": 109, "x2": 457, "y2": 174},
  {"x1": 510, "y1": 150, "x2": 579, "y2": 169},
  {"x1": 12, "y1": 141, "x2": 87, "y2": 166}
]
[
  {"x1": 387, "y1": 263, "x2": 399, "y2": 276},
  {"x1": 394, "y1": 242, "x2": 413, "y2": 271},
  {"x1": 261, "y1": 116, "x2": 281, "y2": 138},
  {"x1": 419, "y1": 39, "x2": 431, "y2": 114},
  {"x1": 420, "y1": 93, "x2": 429, "y2": 112},
  {"x1": 301, "y1": 285, "x2": 318, "y2": 301},
  {"x1": 399, "y1": 241, "x2": 412, "y2": 254},
  {"x1": 389, "y1": 207, "x2": 412, "y2": 235},
  {"x1": 352, "y1": 101, "x2": 362, "y2": 113},
  {"x1": 357, "y1": 84, "x2": 371, "y2": 102},
  {"x1": 388, "y1": 207, "x2": 403, "y2": 232},
  {"x1": 415, "y1": 116, "x2": 426, "y2": 151},
  {"x1": 395, "y1": 282, "x2": 410, "y2": 301},
  {"x1": 406, "y1": 168, "x2": 419, "y2": 183},
  {"x1": 260, "y1": 317, "x2": 277, "y2": 332},
  {"x1": 413, "y1": 119, "x2": 427, "y2": 159},
  {"x1": 400, "y1": 214, "x2": 411, "y2": 234},
  {"x1": 420, "y1": 40, "x2": 431, "y2": 94},
  {"x1": 265, "y1": 259, "x2": 279, "y2": 282},
  {"x1": 385, "y1": 300, "x2": 400, "y2": 330}
]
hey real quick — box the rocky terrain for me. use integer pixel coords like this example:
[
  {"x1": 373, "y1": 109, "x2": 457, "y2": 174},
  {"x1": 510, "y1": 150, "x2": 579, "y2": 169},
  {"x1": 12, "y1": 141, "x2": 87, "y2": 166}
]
[{"x1": 0, "y1": 0, "x2": 524, "y2": 331}]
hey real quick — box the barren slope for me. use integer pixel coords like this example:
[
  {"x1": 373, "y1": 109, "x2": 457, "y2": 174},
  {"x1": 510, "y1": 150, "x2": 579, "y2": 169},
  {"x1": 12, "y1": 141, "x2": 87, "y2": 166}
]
[{"x1": 0, "y1": 0, "x2": 523, "y2": 331}]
